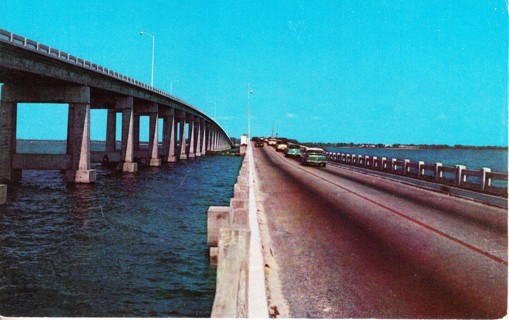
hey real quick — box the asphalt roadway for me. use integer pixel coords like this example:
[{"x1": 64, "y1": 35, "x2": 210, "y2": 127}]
[{"x1": 253, "y1": 143, "x2": 507, "y2": 318}]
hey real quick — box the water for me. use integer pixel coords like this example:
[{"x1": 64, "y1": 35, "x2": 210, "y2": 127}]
[
  {"x1": 0, "y1": 141, "x2": 242, "y2": 317},
  {"x1": 16, "y1": 140, "x2": 122, "y2": 153},
  {"x1": 324, "y1": 147, "x2": 508, "y2": 173}
]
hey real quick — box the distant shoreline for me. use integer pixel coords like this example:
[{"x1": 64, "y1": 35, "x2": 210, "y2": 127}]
[
  {"x1": 299, "y1": 142, "x2": 507, "y2": 150},
  {"x1": 18, "y1": 139, "x2": 107, "y2": 142},
  {"x1": 18, "y1": 139, "x2": 132, "y2": 143},
  {"x1": 17, "y1": 139, "x2": 508, "y2": 150}
]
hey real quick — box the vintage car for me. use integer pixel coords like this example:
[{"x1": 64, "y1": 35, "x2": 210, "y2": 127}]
[
  {"x1": 285, "y1": 144, "x2": 301, "y2": 158},
  {"x1": 276, "y1": 141, "x2": 288, "y2": 152},
  {"x1": 254, "y1": 139, "x2": 264, "y2": 147},
  {"x1": 300, "y1": 147, "x2": 327, "y2": 167}
]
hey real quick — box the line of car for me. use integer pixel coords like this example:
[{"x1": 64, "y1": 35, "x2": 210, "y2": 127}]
[{"x1": 253, "y1": 137, "x2": 328, "y2": 167}]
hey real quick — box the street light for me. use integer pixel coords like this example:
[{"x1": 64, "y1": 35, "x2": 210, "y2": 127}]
[
  {"x1": 247, "y1": 84, "x2": 253, "y2": 138},
  {"x1": 140, "y1": 31, "x2": 155, "y2": 87}
]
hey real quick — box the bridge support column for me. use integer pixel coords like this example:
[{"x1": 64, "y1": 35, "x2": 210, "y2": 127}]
[
  {"x1": 207, "y1": 126, "x2": 212, "y2": 153},
  {"x1": 217, "y1": 132, "x2": 222, "y2": 151},
  {"x1": 133, "y1": 113, "x2": 140, "y2": 156},
  {"x1": 0, "y1": 85, "x2": 20, "y2": 183},
  {"x1": 201, "y1": 120, "x2": 207, "y2": 155},
  {"x1": 212, "y1": 129, "x2": 217, "y2": 151},
  {"x1": 217, "y1": 129, "x2": 221, "y2": 150},
  {"x1": 2, "y1": 84, "x2": 95, "y2": 183},
  {"x1": 195, "y1": 118, "x2": 202, "y2": 157},
  {"x1": 178, "y1": 112, "x2": 187, "y2": 160},
  {"x1": 210, "y1": 129, "x2": 215, "y2": 151},
  {"x1": 214, "y1": 128, "x2": 219, "y2": 151},
  {"x1": 65, "y1": 94, "x2": 96, "y2": 183},
  {"x1": 117, "y1": 97, "x2": 137, "y2": 173},
  {"x1": 148, "y1": 111, "x2": 161, "y2": 166},
  {"x1": 106, "y1": 109, "x2": 116, "y2": 152},
  {"x1": 187, "y1": 115, "x2": 196, "y2": 158},
  {"x1": 162, "y1": 108, "x2": 177, "y2": 163}
]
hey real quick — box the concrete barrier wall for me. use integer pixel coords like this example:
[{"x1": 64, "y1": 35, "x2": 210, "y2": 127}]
[
  {"x1": 207, "y1": 145, "x2": 268, "y2": 318},
  {"x1": 326, "y1": 152, "x2": 508, "y2": 196},
  {"x1": 211, "y1": 226, "x2": 251, "y2": 318}
]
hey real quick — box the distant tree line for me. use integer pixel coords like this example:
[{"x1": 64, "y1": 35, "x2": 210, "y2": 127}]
[
  {"x1": 298, "y1": 142, "x2": 507, "y2": 150},
  {"x1": 245, "y1": 136, "x2": 506, "y2": 150}
]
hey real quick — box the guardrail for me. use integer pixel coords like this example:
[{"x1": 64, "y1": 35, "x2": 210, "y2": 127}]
[
  {"x1": 326, "y1": 152, "x2": 508, "y2": 197},
  {"x1": 0, "y1": 29, "x2": 189, "y2": 105},
  {"x1": 207, "y1": 146, "x2": 265, "y2": 317}
]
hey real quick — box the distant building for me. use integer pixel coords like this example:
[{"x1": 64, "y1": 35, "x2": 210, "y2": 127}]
[{"x1": 240, "y1": 134, "x2": 248, "y2": 146}]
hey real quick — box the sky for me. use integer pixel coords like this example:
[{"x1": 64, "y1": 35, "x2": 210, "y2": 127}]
[{"x1": 0, "y1": 0, "x2": 507, "y2": 146}]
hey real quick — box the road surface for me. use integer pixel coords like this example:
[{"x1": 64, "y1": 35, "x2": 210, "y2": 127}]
[{"x1": 253, "y1": 144, "x2": 507, "y2": 318}]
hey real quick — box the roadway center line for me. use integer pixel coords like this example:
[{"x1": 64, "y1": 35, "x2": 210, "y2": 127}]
[{"x1": 271, "y1": 148, "x2": 508, "y2": 266}]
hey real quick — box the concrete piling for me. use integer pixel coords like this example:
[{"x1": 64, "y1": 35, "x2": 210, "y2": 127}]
[{"x1": 148, "y1": 111, "x2": 161, "y2": 166}]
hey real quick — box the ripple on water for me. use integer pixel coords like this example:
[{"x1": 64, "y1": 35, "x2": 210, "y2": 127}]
[{"x1": 0, "y1": 154, "x2": 241, "y2": 317}]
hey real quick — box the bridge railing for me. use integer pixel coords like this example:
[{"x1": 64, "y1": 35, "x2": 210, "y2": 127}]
[
  {"x1": 0, "y1": 28, "x2": 234, "y2": 147},
  {"x1": 205, "y1": 145, "x2": 268, "y2": 317},
  {"x1": 326, "y1": 152, "x2": 508, "y2": 197},
  {"x1": 0, "y1": 29, "x2": 193, "y2": 112}
]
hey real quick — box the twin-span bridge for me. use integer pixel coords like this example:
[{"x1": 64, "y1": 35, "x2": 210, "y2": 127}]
[
  {"x1": 0, "y1": 28, "x2": 232, "y2": 184},
  {"x1": 0, "y1": 29, "x2": 506, "y2": 318}
]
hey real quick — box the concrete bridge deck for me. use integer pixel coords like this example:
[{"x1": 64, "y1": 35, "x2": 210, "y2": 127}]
[
  {"x1": 0, "y1": 28, "x2": 233, "y2": 187},
  {"x1": 253, "y1": 143, "x2": 507, "y2": 318}
]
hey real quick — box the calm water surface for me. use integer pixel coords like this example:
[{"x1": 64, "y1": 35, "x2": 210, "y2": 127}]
[
  {"x1": 324, "y1": 147, "x2": 508, "y2": 172},
  {"x1": 0, "y1": 145, "x2": 242, "y2": 317}
]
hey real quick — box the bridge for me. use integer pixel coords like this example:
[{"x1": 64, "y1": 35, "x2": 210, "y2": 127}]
[
  {"x1": 0, "y1": 28, "x2": 506, "y2": 318},
  {"x1": 0, "y1": 28, "x2": 233, "y2": 185},
  {"x1": 210, "y1": 142, "x2": 506, "y2": 318}
]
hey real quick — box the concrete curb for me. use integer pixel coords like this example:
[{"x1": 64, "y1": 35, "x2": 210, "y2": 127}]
[
  {"x1": 247, "y1": 143, "x2": 269, "y2": 318},
  {"x1": 207, "y1": 143, "x2": 268, "y2": 318}
]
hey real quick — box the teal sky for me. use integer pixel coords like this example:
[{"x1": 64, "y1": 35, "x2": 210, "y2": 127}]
[{"x1": 0, "y1": 0, "x2": 507, "y2": 146}]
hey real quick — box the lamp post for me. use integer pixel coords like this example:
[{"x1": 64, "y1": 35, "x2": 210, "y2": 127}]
[
  {"x1": 140, "y1": 31, "x2": 155, "y2": 87},
  {"x1": 247, "y1": 84, "x2": 253, "y2": 138}
]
